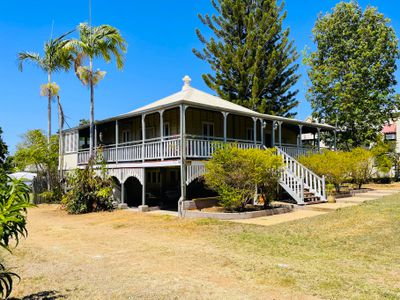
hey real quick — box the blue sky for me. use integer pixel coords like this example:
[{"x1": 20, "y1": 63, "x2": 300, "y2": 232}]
[{"x1": 0, "y1": 0, "x2": 399, "y2": 152}]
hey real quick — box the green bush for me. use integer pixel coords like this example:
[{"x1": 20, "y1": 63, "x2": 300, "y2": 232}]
[
  {"x1": 204, "y1": 145, "x2": 283, "y2": 211},
  {"x1": 300, "y1": 148, "x2": 375, "y2": 191},
  {"x1": 348, "y1": 148, "x2": 374, "y2": 189},
  {"x1": 0, "y1": 174, "x2": 33, "y2": 299},
  {"x1": 62, "y1": 157, "x2": 114, "y2": 214},
  {"x1": 299, "y1": 150, "x2": 352, "y2": 192}
]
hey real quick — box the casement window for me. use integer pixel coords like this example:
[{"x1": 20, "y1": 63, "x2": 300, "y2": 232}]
[
  {"x1": 385, "y1": 133, "x2": 396, "y2": 141},
  {"x1": 146, "y1": 170, "x2": 160, "y2": 184},
  {"x1": 247, "y1": 127, "x2": 254, "y2": 141},
  {"x1": 122, "y1": 130, "x2": 132, "y2": 143},
  {"x1": 163, "y1": 122, "x2": 170, "y2": 137},
  {"x1": 202, "y1": 122, "x2": 214, "y2": 138}
]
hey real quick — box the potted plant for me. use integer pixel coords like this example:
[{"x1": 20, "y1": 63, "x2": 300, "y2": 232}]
[{"x1": 326, "y1": 183, "x2": 336, "y2": 203}]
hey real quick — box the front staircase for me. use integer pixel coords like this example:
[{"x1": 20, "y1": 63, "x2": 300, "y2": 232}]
[{"x1": 276, "y1": 147, "x2": 326, "y2": 205}]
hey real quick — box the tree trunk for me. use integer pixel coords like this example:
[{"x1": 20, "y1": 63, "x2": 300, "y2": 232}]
[
  {"x1": 47, "y1": 72, "x2": 52, "y2": 191},
  {"x1": 89, "y1": 58, "x2": 95, "y2": 158},
  {"x1": 47, "y1": 73, "x2": 52, "y2": 143},
  {"x1": 57, "y1": 95, "x2": 64, "y2": 182}
]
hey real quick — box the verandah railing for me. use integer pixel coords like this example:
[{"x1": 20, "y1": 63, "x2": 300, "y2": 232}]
[
  {"x1": 279, "y1": 143, "x2": 321, "y2": 158},
  {"x1": 77, "y1": 135, "x2": 262, "y2": 164}
]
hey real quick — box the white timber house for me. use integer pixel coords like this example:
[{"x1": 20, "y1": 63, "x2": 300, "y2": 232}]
[{"x1": 61, "y1": 76, "x2": 336, "y2": 211}]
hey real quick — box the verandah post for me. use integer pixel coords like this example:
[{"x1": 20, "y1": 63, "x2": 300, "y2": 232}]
[
  {"x1": 272, "y1": 121, "x2": 276, "y2": 147},
  {"x1": 159, "y1": 109, "x2": 164, "y2": 160},
  {"x1": 179, "y1": 104, "x2": 187, "y2": 217},
  {"x1": 278, "y1": 121, "x2": 282, "y2": 146},
  {"x1": 115, "y1": 120, "x2": 119, "y2": 163},
  {"x1": 222, "y1": 112, "x2": 228, "y2": 143},
  {"x1": 141, "y1": 114, "x2": 146, "y2": 162},
  {"x1": 252, "y1": 117, "x2": 257, "y2": 146},
  {"x1": 260, "y1": 118, "x2": 264, "y2": 147}
]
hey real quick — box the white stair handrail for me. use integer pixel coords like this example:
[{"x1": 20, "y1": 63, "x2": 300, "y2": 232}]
[
  {"x1": 280, "y1": 167, "x2": 305, "y2": 204},
  {"x1": 276, "y1": 147, "x2": 326, "y2": 201}
]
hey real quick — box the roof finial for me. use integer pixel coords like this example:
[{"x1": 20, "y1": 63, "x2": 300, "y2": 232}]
[{"x1": 182, "y1": 75, "x2": 192, "y2": 91}]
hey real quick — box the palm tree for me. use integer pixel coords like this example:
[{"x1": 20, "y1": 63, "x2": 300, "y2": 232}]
[
  {"x1": 69, "y1": 23, "x2": 127, "y2": 157},
  {"x1": 40, "y1": 83, "x2": 65, "y2": 180},
  {"x1": 18, "y1": 30, "x2": 74, "y2": 143}
]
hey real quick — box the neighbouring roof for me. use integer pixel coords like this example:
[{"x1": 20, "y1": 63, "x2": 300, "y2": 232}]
[
  {"x1": 66, "y1": 76, "x2": 335, "y2": 132},
  {"x1": 382, "y1": 123, "x2": 396, "y2": 134}
]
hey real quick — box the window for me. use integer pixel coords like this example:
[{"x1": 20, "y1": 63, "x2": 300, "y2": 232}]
[
  {"x1": 385, "y1": 133, "x2": 396, "y2": 141},
  {"x1": 146, "y1": 170, "x2": 160, "y2": 184},
  {"x1": 163, "y1": 122, "x2": 170, "y2": 137},
  {"x1": 122, "y1": 130, "x2": 131, "y2": 143},
  {"x1": 247, "y1": 128, "x2": 254, "y2": 141},
  {"x1": 202, "y1": 122, "x2": 214, "y2": 138},
  {"x1": 65, "y1": 131, "x2": 78, "y2": 153}
]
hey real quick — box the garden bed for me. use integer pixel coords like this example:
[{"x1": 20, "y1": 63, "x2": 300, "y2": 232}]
[{"x1": 183, "y1": 204, "x2": 293, "y2": 220}]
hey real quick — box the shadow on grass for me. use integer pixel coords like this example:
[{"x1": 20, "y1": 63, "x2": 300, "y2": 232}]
[{"x1": 10, "y1": 290, "x2": 66, "y2": 300}]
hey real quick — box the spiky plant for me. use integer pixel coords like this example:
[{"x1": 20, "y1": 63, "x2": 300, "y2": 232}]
[
  {"x1": 68, "y1": 23, "x2": 127, "y2": 157},
  {"x1": 0, "y1": 175, "x2": 33, "y2": 299}
]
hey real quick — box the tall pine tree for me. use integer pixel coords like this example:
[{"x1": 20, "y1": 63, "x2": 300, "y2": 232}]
[{"x1": 193, "y1": 0, "x2": 300, "y2": 117}]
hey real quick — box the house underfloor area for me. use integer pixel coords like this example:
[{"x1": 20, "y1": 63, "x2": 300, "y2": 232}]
[{"x1": 112, "y1": 166, "x2": 217, "y2": 211}]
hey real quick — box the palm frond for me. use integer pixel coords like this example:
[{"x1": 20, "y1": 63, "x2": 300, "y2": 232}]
[
  {"x1": 17, "y1": 52, "x2": 43, "y2": 72},
  {"x1": 57, "y1": 96, "x2": 65, "y2": 129},
  {"x1": 76, "y1": 66, "x2": 106, "y2": 87},
  {"x1": 40, "y1": 82, "x2": 60, "y2": 99},
  {"x1": 72, "y1": 23, "x2": 127, "y2": 69}
]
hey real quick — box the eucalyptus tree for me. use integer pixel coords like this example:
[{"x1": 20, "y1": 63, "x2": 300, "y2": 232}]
[
  {"x1": 18, "y1": 30, "x2": 74, "y2": 143},
  {"x1": 69, "y1": 23, "x2": 127, "y2": 157},
  {"x1": 305, "y1": 2, "x2": 399, "y2": 149}
]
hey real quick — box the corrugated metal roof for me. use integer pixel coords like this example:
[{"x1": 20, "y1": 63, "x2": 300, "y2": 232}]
[
  {"x1": 64, "y1": 79, "x2": 335, "y2": 132},
  {"x1": 382, "y1": 123, "x2": 396, "y2": 134}
]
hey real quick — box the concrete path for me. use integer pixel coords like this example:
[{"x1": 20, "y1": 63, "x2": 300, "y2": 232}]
[{"x1": 230, "y1": 189, "x2": 400, "y2": 227}]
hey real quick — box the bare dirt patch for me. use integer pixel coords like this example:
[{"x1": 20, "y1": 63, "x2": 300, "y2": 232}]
[
  {"x1": 5, "y1": 204, "x2": 313, "y2": 300},
  {"x1": 5, "y1": 195, "x2": 400, "y2": 300}
]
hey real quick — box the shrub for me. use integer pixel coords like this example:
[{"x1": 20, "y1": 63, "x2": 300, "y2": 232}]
[
  {"x1": 299, "y1": 150, "x2": 352, "y2": 192},
  {"x1": 0, "y1": 174, "x2": 33, "y2": 299},
  {"x1": 348, "y1": 148, "x2": 374, "y2": 189},
  {"x1": 204, "y1": 145, "x2": 283, "y2": 211},
  {"x1": 62, "y1": 157, "x2": 114, "y2": 214},
  {"x1": 371, "y1": 136, "x2": 394, "y2": 177}
]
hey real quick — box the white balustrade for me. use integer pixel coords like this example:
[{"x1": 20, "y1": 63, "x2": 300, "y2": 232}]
[
  {"x1": 144, "y1": 140, "x2": 162, "y2": 160},
  {"x1": 78, "y1": 150, "x2": 90, "y2": 164},
  {"x1": 277, "y1": 147, "x2": 326, "y2": 203},
  {"x1": 117, "y1": 143, "x2": 142, "y2": 162},
  {"x1": 77, "y1": 137, "x2": 263, "y2": 164},
  {"x1": 186, "y1": 138, "x2": 261, "y2": 158},
  {"x1": 163, "y1": 138, "x2": 181, "y2": 158},
  {"x1": 279, "y1": 144, "x2": 320, "y2": 158}
]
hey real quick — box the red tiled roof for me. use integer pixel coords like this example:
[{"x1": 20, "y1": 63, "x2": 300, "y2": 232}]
[{"x1": 382, "y1": 123, "x2": 396, "y2": 134}]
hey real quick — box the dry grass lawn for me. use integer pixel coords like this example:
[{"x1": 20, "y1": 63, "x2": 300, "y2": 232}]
[{"x1": 4, "y1": 194, "x2": 400, "y2": 300}]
